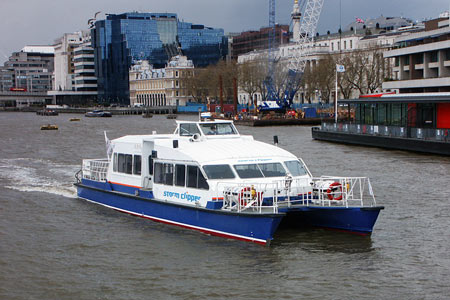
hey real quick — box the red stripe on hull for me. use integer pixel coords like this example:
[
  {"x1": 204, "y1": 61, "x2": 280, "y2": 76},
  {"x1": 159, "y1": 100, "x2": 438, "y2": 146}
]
[{"x1": 110, "y1": 207, "x2": 268, "y2": 246}]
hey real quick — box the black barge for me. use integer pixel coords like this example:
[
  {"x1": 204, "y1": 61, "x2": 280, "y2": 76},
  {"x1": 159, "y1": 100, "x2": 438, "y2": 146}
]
[{"x1": 312, "y1": 93, "x2": 450, "y2": 156}]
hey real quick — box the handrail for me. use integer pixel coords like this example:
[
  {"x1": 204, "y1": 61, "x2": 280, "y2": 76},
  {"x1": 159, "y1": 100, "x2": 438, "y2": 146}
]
[
  {"x1": 217, "y1": 176, "x2": 376, "y2": 213},
  {"x1": 320, "y1": 121, "x2": 450, "y2": 143},
  {"x1": 81, "y1": 158, "x2": 109, "y2": 182}
]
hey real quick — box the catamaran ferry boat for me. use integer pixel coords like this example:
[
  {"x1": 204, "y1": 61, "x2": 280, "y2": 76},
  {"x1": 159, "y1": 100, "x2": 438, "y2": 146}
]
[{"x1": 75, "y1": 120, "x2": 383, "y2": 245}]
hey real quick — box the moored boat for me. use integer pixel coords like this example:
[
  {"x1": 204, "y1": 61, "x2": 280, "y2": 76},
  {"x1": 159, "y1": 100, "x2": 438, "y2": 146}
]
[
  {"x1": 75, "y1": 120, "x2": 383, "y2": 245},
  {"x1": 40, "y1": 124, "x2": 58, "y2": 130},
  {"x1": 37, "y1": 109, "x2": 58, "y2": 116},
  {"x1": 85, "y1": 110, "x2": 112, "y2": 117}
]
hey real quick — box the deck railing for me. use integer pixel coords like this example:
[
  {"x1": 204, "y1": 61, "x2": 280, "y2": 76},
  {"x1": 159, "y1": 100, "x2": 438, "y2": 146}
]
[
  {"x1": 320, "y1": 122, "x2": 450, "y2": 142},
  {"x1": 82, "y1": 159, "x2": 109, "y2": 182},
  {"x1": 218, "y1": 176, "x2": 376, "y2": 213}
]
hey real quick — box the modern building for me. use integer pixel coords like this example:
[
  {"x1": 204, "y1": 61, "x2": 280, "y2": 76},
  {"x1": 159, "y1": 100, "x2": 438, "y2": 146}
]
[
  {"x1": 0, "y1": 46, "x2": 54, "y2": 107},
  {"x1": 0, "y1": 67, "x2": 13, "y2": 92},
  {"x1": 92, "y1": 12, "x2": 227, "y2": 104},
  {"x1": 129, "y1": 55, "x2": 194, "y2": 107},
  {"x1": 231, "y1": 24, "x2": 290, "y2": 60},
  {"x1": 383, "y1": 17, "x2": 450, "y2": 93},
  {"x1": 48, "y1": 31, "x2": 98, "y2": 106}
]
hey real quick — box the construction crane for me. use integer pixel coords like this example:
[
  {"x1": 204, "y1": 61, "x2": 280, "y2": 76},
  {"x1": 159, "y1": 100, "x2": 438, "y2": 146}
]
[{"x1": 259, "y1": 0, "x2": 325, "y2": 113}]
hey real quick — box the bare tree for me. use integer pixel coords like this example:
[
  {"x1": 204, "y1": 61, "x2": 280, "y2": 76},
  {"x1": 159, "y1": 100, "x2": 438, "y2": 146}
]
[
  {"x1": 238, "y1": 60, "x2": 261, "y2": 108},
  {"x1": 340, "y1": 47, "x2": 390, "y2": 96},
  {"x1": 302, "y1": 55, "x2": 335, "y2": 103}
]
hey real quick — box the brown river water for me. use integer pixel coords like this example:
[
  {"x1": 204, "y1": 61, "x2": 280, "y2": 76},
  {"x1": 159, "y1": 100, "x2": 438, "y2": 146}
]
[{"x1": 1, "y1": 112, "x2": 449, "y2": 299}]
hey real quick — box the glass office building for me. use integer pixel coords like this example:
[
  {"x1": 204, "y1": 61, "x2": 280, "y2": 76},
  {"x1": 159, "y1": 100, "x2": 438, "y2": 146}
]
[{"x1": 92, "y1": 12, "x2": 227, "y2": 104}]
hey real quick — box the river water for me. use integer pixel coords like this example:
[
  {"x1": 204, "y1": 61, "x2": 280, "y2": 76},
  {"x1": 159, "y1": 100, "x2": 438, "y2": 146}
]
[{"x1": 1, "y1": 112, "x2": 449, "y2": 299}]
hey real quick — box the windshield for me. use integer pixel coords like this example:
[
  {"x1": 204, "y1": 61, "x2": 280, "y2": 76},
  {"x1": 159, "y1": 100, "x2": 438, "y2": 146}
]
[
  {"x1": 284, "y1": 160, "x2": 308, "y2": 176},
  {"x1": 179, "y1": 123, "x2": 201, "y2": 136},
  {"x1": 199, "y1": 123, "x2": 237, "y2": 135},
  {"x1": 203, "y1": 164, "x2": 235, "y2": 179},
  {"x1": 233, "y1": 163, "x2": 286, "y2": 179}
]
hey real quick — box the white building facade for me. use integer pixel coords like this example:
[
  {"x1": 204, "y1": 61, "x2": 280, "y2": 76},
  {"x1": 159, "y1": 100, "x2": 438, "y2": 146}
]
[
  {"x1": 129, "y1": 56, "x2": 194, "y2": 107},
  {"x1": 48, "y1": 31, "x2": 97, "y2": 105}
]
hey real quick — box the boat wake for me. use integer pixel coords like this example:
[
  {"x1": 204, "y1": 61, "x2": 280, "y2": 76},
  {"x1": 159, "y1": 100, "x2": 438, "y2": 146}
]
[{"x1": 0, "y1": 158, "x2": 78, "y2": 198}]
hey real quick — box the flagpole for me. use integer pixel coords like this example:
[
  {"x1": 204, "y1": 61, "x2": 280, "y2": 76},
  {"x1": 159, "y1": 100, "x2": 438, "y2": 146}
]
[{"x1": 335, "y1": 67, "x2": 338, "y2": 123}]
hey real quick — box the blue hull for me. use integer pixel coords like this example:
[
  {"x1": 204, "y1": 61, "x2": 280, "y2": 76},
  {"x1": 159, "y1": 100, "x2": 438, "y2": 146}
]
[
  {"x1": 76, "y1": 180, "x2": 284, "y2": 245},
  {"x1": 280, "y1": 206, "x2": 384, "y2": 235}
]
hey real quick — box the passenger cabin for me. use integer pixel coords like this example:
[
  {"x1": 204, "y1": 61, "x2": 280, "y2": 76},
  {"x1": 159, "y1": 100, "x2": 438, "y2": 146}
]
[{"x1": 107, "y1": 120, "x2": 311, "y2": 208}]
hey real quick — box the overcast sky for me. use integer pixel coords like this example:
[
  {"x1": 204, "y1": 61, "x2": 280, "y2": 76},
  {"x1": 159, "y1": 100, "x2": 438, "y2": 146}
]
[{"x1": 1, "y1": 0, "x2": 449, "y2": 64}]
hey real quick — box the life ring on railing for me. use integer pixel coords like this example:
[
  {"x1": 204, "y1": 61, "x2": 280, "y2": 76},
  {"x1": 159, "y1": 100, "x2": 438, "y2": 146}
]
[
  {"x1": 327, "y1": 182, "x2": 343, "y2": 200},
  {"x1": 238, "y1": 186, "x2": 257, "y2": 207}
]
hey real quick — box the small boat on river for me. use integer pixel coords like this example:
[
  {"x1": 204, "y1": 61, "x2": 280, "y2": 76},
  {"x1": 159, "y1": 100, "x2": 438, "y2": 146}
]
[
  {"x1": 37, "y1": 109, "x2": 58, "y2": 116},
  {"x1": 40, "y1": 124, "x2": 58, "y2": 130},
  {"x1": 85, "y1": 110, "x2": 112, "y2": 117},
  {"x1": 75, "y1": 120, "x2": 383, "y2": 245}
]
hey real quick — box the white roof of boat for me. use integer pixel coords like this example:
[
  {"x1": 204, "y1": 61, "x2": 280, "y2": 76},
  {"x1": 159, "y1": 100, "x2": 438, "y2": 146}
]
[
  {"x1": 112, "y1": 134, "x2": 297, "y2": 164},
  {"x1": 174, "y1": 138, "x2": 296, "y2": 164}
]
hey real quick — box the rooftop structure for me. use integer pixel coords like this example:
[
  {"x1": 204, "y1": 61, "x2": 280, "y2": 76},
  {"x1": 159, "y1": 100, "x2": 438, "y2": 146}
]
[{"x1": 345, "y1": 16, "x2": 414, "y2": 32}]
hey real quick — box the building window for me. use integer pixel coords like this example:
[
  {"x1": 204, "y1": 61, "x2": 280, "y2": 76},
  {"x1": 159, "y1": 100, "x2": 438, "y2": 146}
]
[
  {"x1": 445, "y1": 49, "x2": 450, "y2": 61},
  {"x1": 350, "y1": 40, "x2": 353, "y2": 49},
  {"x1": 430, "y1": 51, "x2": 438, "y2": 63},
  {"x1": 331, "y1": 42, "x2": 334, "y2": 51},
  {"x1": 344, "y1": 41, "x2": 347, "y2": 50},
  {"x1": 404, "y1": 55, "x2": 410, "y2": 65}
]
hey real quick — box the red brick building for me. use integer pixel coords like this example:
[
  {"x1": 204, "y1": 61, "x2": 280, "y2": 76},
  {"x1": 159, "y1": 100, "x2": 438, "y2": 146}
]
[{"x1": 231, "y1": 25, "x2": 290, "y2": 60}]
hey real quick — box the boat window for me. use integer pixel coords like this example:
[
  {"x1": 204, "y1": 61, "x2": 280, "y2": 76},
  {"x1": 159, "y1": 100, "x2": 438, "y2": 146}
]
[
  {"x1": 133, "y1": 155, "x2": 141, "y2": 175},
  {"x1": 258, "y1": 163, "x2": 286, "y2": 177},
  {"x1": 199, "y1": 123, "x2": 237, "y2": 135},
  {"x1": 233, "y1": 164, "x2": 264, "y2": 179},
  {"x1": 203, "y1": 164, "x2": 235, "y2": 179},
  {"x1": 179, "y1": 123, "x2": 201, "y2": 136},
  {"x1": 154, "y1": 162, "x2": 174, "y2": 185},
  {"x1": 113, "y1": 153, "x2": 118, "y2": 172},
  {"x1": 187, "y1": 165, "x2": 209, "y2": 190},
  {"x1": 284, "y1": 160, "x2": 308, "y2": 176},
  {"x1": 154, "y1": 162, "x2": 164, "y2": 184},
  {"x1": 233, "y1": 163, "x2": 286, "y2": 178},
  {"x1": 125, "y1": 155, "x2": 133, "y2": 174},
  {"x1": 175, "y1": 164, "x2": 185, "y2": 186},
  {"x1": 118, "y1": 154, "x2": 133, "y2": 174},
  {"x1": 148, "y1": 156, "x2": 153, "y2": 175},
  {"x1": 164, "y1": 163, "x2": 174, "y2": 185}
]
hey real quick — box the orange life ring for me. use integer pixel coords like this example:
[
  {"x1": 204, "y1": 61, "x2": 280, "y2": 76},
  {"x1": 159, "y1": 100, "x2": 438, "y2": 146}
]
[{"x1": 327, "y1": 182, "x2": 343, "y2": 200}]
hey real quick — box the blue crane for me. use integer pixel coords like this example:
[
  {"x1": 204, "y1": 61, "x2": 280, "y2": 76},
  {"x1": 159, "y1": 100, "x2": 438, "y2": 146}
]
[{"x1": 258, "y1": 0, "x2": 324, "y2": 113}]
